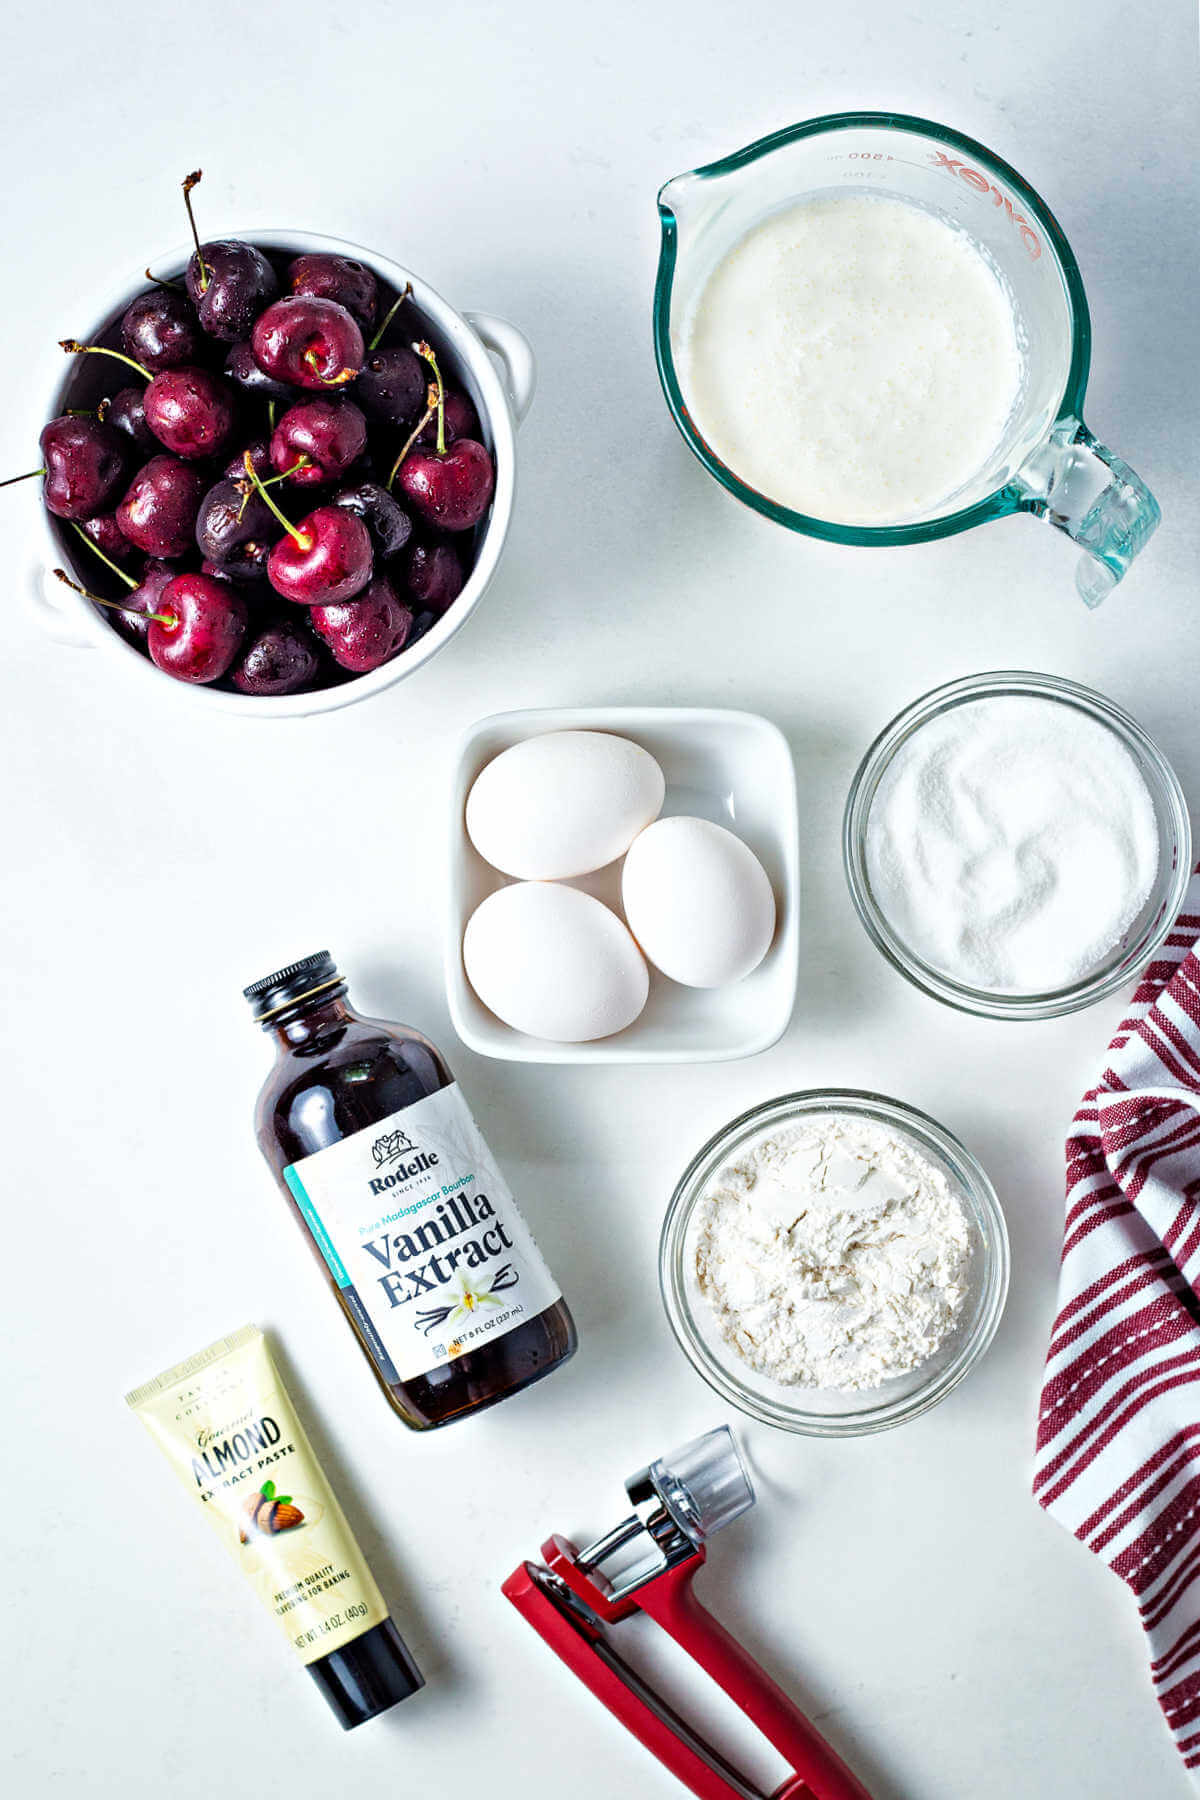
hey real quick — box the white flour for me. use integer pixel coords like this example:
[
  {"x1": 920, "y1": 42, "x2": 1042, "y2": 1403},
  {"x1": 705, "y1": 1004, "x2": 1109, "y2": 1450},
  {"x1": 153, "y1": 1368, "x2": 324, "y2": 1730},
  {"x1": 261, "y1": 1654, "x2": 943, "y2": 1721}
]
[{"x1": 693, "y1": 1114, "x2": 972, "y2": 1391}]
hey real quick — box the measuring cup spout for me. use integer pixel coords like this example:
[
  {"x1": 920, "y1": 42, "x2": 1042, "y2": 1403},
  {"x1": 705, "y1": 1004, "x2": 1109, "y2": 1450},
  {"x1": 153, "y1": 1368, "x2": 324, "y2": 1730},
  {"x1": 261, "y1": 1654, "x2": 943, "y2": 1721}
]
[{"x1": 1015, "y1": 416, "x2": 1160, "y2": 607}]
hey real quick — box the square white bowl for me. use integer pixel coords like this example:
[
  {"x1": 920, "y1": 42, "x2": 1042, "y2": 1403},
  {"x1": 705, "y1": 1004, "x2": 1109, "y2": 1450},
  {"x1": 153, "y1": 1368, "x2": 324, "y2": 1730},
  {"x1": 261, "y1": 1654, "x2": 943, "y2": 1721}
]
[{"x1": 446, "y1": 707, "x2": 800, "y2": 1063}]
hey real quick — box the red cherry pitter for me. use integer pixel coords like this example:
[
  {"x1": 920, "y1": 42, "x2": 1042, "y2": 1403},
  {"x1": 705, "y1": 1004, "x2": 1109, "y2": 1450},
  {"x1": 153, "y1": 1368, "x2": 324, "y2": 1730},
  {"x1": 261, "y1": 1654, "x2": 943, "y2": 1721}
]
[{"x1": 502, "y1": 1426, "x2": 872, "y2": 1800}]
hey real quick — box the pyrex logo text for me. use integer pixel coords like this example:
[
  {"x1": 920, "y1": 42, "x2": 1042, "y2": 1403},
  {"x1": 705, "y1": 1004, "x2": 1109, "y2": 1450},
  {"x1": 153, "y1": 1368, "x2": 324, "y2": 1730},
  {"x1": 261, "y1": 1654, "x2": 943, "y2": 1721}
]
[{"x1": 929, "y1": 152, "x2": 1042, "y2": 260}]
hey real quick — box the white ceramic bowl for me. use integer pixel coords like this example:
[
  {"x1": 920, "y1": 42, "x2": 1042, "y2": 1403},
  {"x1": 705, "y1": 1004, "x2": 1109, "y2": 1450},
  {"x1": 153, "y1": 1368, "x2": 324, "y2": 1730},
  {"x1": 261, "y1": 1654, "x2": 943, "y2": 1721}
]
[
  {"x1": 25, "y1": 228, "x2": 535, "y2": 717},
  {"x1": 446, "y1": 706, "x2": 801, "y2": 1063}
]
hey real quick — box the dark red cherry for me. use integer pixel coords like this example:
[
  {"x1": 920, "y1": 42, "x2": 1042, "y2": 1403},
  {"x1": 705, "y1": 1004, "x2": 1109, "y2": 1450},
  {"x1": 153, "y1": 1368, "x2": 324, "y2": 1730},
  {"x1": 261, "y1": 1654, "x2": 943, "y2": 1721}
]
[
  {"x1": 108, "y1": 558, "x2": 176, "y2": 647},
  {"x1": 117, "y1": 455, "x2": 208, "y2": 557},
  {"x1": 310, "y1": 574, "x2": 413, "y2": 672},
  {"x1": 415, "y1": 386, "x2": 480, "y2": 448},
  {"x1": 224, "y1": 438, "x2": 271, "y2": 481},
  {"x1": 105, "y1": 387, "x2": 158, "y2": 455},
  {"x1": 144, "y1": 366, "x2": 236, "y2": 460},
  {"x1": 78, "y1": 512, "x2": 140, "y2": 568},
  {"x1": 396, "y1": 437, "x2": 494, "y2": 531},
  {"x1": 121, "y1": 287, "x2": 201, "y2": 371},
  {"x1": 232, "y1": 618, "x2": 323, "y2": 695},
  {"x1": 149, "y1": 572, "x2": 248, "y2": 682},
  {"x1": 34, "y1": 416, "x2": 127, "y2": 520},
  {"x1": 333, "y1": 480, "x2": 412, "y2": 558},
  {"x1": 186, "y1": 240, "x2": 279, "y2": 341},
  {"x1": 224, "y1": 340, "x2": 293, "y2": 405},
  {"x1": 356, "y1": 345, "x2": 425, "y2": 428},
  {"x1": 270, "y1": 398, "x2": 366, "y2": 486},
  {"x1": 287, "y1": 254, "x2": 377, "y2": 331},
  {"x1": 195, "y1": 477, "x2": 279, "y2": 579},
  {"x1": 406, "y1": 538, "x2": 465, "y2": 612},
  {"x1": 267, "y1": 505, "x2": 372, "y2": 605},
  {"x1": 252, "y1": 296, "x2": 365, "y2": 391}
]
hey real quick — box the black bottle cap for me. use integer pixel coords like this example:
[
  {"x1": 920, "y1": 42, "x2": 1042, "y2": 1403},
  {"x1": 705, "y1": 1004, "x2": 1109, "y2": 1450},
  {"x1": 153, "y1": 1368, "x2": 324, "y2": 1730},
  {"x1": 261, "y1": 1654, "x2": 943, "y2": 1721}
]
[
  {"x1": 244, "y1": 951, "x2": 344, "y2": 1024},
  {"x1": 307, "y1": 1617, "x2": 424, "y2": 1729}
]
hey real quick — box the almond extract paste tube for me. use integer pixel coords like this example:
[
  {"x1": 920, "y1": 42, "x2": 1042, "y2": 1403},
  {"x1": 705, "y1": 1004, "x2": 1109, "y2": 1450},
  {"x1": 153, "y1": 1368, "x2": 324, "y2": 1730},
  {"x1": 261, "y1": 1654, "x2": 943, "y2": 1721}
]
[{"x1": 125, "y1": 1324, "x2": 423, "y2": 1727}]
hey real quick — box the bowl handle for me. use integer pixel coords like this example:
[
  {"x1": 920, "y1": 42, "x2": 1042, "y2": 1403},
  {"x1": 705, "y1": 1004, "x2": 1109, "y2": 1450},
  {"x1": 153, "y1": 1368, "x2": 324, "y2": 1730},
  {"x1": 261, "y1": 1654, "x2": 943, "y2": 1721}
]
[
  {"x1": 464, "y1": 311, "x2": 536, "y2": 426},
  {"x1": 27, "y1": 564, "x2": 96, "y2": 649}
]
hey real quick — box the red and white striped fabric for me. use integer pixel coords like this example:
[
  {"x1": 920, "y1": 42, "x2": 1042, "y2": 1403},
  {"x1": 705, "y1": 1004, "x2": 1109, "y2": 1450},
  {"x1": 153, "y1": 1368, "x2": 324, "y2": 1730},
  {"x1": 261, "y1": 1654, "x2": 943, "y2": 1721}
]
[{"x1": 1035, "y1": 865, "x2": 1200, "y2": 1776}]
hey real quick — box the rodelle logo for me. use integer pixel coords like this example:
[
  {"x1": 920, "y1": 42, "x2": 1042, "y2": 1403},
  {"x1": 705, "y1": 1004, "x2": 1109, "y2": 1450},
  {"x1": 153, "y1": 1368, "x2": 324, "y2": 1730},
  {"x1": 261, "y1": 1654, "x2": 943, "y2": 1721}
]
[
  {"x1": 372, "y1": 1127, "x2": 417, "y2": 1167},
  {"x1": 928, "y1": 150, "x2": 1042, "y2": 260},
  {"x1": 367, "y1": 1128, "x2": 441, "y2": 1195}
]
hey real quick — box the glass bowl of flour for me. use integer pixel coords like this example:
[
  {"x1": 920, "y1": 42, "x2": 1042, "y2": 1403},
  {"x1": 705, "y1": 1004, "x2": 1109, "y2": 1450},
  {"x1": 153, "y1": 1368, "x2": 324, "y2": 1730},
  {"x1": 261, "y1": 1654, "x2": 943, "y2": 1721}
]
[
  {"x1": 660, "y1": 1091, "x2": 1009, "y2": 1436},
  {"x1": 843, "y1": 672, "x2": 1190, "y2": 1020}
]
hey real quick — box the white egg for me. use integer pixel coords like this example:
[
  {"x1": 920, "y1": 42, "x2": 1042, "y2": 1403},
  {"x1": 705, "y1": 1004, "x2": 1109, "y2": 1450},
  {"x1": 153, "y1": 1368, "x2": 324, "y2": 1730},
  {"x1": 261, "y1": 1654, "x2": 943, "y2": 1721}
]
[
  {"x1": 463, "y1": 883, "x2": 649, "y2": 1042},
  {"x1": 622, "y1": 816, "x2": 776, "y2": 988},
  {"x1": 466, "y1": 730, "x2": 665, "y2": 880}
]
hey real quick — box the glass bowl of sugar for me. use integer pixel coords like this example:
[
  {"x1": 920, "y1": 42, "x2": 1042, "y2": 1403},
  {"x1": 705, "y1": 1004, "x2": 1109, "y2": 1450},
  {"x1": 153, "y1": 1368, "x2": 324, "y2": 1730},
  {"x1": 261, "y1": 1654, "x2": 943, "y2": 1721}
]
[
  {"x1": 659, "y1": 1090, "x2": 1010, "y2": 1436},
  {"x1": 843, "y1": 671, "x2": 1191, "y2": 1021}
]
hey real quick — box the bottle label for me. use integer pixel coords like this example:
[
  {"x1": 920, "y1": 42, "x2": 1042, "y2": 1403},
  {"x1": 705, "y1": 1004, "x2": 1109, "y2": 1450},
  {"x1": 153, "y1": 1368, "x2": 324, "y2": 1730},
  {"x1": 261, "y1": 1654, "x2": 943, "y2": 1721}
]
[{"x1": 283, "y1": 1083, "x2": 562, "y2": 1384}]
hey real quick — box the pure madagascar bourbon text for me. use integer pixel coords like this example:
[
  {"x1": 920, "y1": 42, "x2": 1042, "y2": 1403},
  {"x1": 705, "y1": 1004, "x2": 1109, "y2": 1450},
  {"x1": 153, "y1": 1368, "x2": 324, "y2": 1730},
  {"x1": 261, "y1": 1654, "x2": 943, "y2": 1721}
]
[{"x1": 246, "y1": 952, "x2": 577, "y2": 1428}]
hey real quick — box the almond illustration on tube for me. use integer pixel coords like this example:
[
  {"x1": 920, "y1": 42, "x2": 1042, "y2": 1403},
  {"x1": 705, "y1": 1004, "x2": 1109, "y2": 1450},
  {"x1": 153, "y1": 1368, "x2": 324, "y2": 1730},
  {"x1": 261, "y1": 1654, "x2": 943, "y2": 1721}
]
[{"x1": 239, "y1": 1478, "x2": 305, "y2": 1542}]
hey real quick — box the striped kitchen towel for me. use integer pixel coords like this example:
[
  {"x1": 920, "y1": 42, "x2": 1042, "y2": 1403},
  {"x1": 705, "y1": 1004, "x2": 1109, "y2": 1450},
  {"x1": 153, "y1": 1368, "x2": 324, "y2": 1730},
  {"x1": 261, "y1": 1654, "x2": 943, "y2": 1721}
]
[{"x1": 1035, "y1": 864, "x2": 1200, "y2": 1776}]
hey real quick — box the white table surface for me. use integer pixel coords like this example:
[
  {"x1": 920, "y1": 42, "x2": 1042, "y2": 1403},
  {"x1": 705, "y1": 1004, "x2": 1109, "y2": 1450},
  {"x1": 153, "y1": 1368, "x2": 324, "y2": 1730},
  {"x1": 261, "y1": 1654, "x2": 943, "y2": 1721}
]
[{"x1": 3, "y1": 2, "x2": 1198, "y2": 1795}]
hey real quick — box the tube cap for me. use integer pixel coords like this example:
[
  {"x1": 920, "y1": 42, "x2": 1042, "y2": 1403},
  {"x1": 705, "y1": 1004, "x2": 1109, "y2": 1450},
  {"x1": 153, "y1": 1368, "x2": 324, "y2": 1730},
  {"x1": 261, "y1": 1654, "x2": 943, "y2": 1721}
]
[{"x1": 307, "y1": 1618, "x2": 424, "y2": 1729}]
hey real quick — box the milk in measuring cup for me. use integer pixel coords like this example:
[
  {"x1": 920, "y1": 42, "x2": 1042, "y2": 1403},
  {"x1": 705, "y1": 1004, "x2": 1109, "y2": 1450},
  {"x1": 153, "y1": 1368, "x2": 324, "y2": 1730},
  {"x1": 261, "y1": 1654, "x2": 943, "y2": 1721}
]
[{"x1": 679, "y1": 192, "x2": 1023, "y2": 526}]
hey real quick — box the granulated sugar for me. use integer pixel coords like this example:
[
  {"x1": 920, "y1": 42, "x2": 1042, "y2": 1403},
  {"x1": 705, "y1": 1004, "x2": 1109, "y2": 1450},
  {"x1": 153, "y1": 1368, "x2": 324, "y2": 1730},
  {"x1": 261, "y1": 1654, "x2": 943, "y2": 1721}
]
[{"x1": 864, "y1": 694, "x2": 1160, "y2": 993}]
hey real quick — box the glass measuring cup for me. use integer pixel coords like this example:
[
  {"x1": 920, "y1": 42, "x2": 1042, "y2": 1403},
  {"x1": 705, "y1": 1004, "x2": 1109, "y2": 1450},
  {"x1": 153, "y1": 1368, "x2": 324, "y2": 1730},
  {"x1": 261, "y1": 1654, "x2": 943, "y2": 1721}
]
[{"x1": 654, "y1": 112, "x2": 1159, "y2": 606}]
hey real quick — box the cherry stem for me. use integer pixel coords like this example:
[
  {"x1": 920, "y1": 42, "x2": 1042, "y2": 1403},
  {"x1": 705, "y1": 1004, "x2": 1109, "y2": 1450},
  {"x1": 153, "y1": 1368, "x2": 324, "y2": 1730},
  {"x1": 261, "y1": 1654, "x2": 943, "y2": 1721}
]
[
  {"x1": 303, "y1": 346, "x2": 355, "y2": 387},
  {"x1": 236, "y1": 456, "x2": 309, "y2": 522},
  {"x1": 241, "y1": 450, "x2": 310, "y2": 548},
  {"x1": 182, "y1": 171, "x2": 208, "y2": 292},
  {"x1": 69, "y1": 522, "x2": 138, "y2": 590},
  {"x1": 267, "y1": 399, "x2": 277, "y2": 433},
  {"x1": 0, "y1": 467, "x2": 47, "y2": 489},
  {"x1": 59, "y1": 339, "x2": 152, "y2": 383},
  {"x1": 144, "y1": 267, "x2": 182, "y2": 292},
  {"x1": 386, "y1": 404, "x2": 435, "y2": 492},
  {"x1": 413, "y1": 342, "x2": 446, "y2": 456},
  {"x1": 366, "y1": 283, "x2": 412, "y2": 355},
  {"x1": 54, "y1": 567, "x2": 172, "y2": 626}
]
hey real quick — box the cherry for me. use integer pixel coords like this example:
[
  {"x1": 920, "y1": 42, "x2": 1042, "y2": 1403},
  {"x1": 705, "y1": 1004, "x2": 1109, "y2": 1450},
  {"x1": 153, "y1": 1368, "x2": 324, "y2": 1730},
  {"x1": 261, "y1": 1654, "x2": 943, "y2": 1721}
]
[
  {"x1": 225, "y1": 438, "x2": 271, "y2": 481},
  {"x1": 407, "y1": 538, "x2": 465, "y2": 613},
  {"x1": 143, "y1": 365, "x2": 236, "y2": 459},
  {"x1": 395, "y1": 430, "x2": 494, "y2": 532},
  {"x1": 59, "y1": 339, "x2": 235, "y2": 462},
  {"x1": 4, "y1": 415, "x2": 129, "y2": 519},
  {"x1": 415, "y1": 386, "x2": 479, "y2": 448},
  {"x1": 240, "y1": 452, "x2": 373, "y2": 604},
  {"x1": 269, "y1": 398, "x2": 366, "y2": 487},
  {"x1": 310, "y1": 574, "x2": 413, "y2": 672},
  {"x1": 117, "y1": 455, "x2": 208, "y2": 557},
  {"x1": 180, "y1": 173, "x2": 278, "y2": 341},
  {"x1": 78, "y1": 511, "x2": 140, "y2": 568},
  {"x1": 356, "y1": 345, "x2": 426, "y2": 428},
  {"x1": 121, "y1": 286, "x2": 201, "y2": 371},
  {"x1": 333, "y1": 480, "x2": 412, "y2": 558},
  {"x1": 389, "y1": 343, "x2": 494, "y2": 530},
  {"x1": 224, "y1": 341, "x2": 292, "y2": 405},
  {"x1": 104, "y1": 386, "x2": 158, "y2": 455},
  {"x1": 232, "y1": 618, "x2": 323, "y2": 695},
  {"x1": 148, "y1": 572, "x2": 248, "y2": 682},
  {"x1": 53, "y1": 564, "x2": 175, "y2": 649},
  {"x1": 195, "y1": 476, "x2": 279, "y2": 579},
  {"x1": 287, "y1": 253, "x2": 377, "y2": 331},
  {"x1": 251, "y1": 296, "x2": 364, "y2": 390}
]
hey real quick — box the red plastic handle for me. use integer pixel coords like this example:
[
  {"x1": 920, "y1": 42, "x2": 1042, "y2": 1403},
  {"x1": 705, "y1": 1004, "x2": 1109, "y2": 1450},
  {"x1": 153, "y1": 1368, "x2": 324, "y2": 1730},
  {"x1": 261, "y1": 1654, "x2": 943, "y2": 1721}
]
[
  {"x1": 638, "y1": 1563, "x2": 873, "y2": 1800},
  {"x1": 502, "y1": 1553, "x2": 873, "y2": 1800}
]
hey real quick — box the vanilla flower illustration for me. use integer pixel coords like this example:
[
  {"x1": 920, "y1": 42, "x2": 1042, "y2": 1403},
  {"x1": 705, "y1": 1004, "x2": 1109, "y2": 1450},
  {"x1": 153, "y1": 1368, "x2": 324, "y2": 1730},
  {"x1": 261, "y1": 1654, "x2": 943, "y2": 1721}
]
[{"x1": 445, "y1": 1271, "x2": 506, "y2": 1324}]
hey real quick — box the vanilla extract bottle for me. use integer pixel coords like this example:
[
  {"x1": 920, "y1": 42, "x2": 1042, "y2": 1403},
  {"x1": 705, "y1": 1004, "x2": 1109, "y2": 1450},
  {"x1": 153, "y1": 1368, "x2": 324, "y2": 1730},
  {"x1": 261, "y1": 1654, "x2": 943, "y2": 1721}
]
[{"x1": 246, "y1": 953, "x2": 577, "y2": 1429}]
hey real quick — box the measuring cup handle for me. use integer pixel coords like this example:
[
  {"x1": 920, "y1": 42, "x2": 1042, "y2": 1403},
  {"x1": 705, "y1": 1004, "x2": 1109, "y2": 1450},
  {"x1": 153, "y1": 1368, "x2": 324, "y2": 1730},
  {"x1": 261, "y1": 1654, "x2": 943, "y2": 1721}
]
[
  {"x1": 1015, "y1": 416, "x2": 1160, "y2": 608},
  {"x1": 638, "y1": 1564, "x2": 875, "y2": 1800}
]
